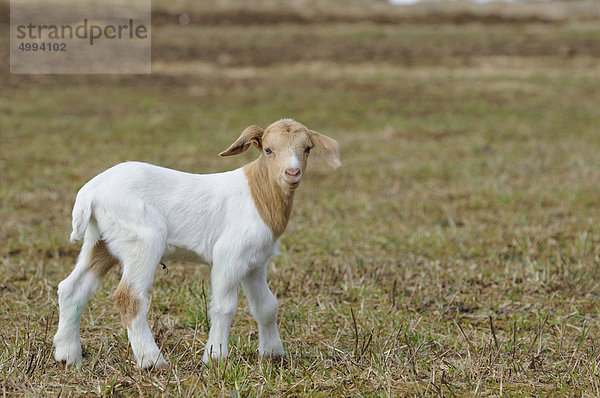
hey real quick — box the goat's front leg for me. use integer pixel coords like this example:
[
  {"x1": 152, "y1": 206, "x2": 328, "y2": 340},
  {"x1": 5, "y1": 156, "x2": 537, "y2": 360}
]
[
  {"x1": 242, "y1": 263, "x2": 284, "y2": 358},
  {"x1": 203, "y1": 263, "x2": 240, "y2": 363}
]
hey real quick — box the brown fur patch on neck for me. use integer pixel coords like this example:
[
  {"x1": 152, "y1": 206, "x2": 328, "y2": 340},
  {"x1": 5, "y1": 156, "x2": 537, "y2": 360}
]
[
  {"x1": 244, "y1": 158, "x2": 294, "y2": 238},
  {"x1": 114, "y1": 281, "x2": 140, "y2": 328},
  {"x1": 88, "y1": 240, "x2": 119, "y2": 278}
]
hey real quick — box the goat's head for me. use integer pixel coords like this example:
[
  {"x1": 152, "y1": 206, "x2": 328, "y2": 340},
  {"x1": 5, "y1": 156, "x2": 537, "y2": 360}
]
[{"x1": 219, "y1": 119, "x2": 341, "y2": 191}]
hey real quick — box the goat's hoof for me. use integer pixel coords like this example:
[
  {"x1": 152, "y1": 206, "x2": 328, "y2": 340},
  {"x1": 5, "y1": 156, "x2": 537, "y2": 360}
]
[
  {"x1": 202, "y1": 349, "x2": 228, "y2": 364},
  {"x1": 138, "y1": 353, "x2": 168, "y2": 370},
  {"x1": 202, "y1": 353, "x2": 227, "y2": 364},
  {"x1": 259, "y1": 349, "x2": 286, "y2": 365},
  {"x1": 202, "y1": 342, "x2": 229, "y2": 364},
  {"x1": 261, "y1": 351, "x2": 285, "y2": 361},
  {"x1": 259, "y1": 342, "x2": 284, "y2": 359},
  {"x1": 150, "y1": 358, "x2": 169, "y2": 371},
  {"x1": 53, "y1": 343, "x2": 83, "y2": 367}
]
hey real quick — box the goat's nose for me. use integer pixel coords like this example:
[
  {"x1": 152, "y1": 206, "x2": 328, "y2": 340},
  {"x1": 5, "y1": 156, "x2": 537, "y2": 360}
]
[{"x1": 285, "y1": 167, "x2": 301, "y2": 177}]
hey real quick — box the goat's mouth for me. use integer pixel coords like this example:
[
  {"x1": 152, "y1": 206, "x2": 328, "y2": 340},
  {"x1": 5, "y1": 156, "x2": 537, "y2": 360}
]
[{"x1": 282, "y1": 175, "x2": 302, "y2": 189}]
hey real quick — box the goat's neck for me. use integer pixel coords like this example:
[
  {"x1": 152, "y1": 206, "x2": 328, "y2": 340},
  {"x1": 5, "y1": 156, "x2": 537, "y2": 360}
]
[{"x1": 243, "y1": 157, "x2": 295, "y2": 239}]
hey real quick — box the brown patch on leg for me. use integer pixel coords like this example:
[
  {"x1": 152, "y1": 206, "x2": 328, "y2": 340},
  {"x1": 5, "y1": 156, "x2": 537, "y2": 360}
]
[
  {"x1": 114, "y1": 281, "x2": 140, "y2": 328},
  {"x1": 87, "y1": 240, "x2": 119, "y2": 278}
]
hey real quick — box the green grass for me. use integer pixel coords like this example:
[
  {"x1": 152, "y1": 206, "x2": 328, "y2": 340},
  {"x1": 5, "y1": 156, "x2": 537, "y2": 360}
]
[{"x1": 2, "y1": 4, "x2": 600, "y2": 396}]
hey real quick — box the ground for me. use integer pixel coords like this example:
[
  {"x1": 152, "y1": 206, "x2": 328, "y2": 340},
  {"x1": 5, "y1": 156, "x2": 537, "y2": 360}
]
[{"x1": 2, "y1": 1, "x2": 600, "y2": 396}]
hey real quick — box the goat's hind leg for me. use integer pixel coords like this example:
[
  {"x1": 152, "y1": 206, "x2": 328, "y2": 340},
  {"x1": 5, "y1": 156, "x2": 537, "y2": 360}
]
[
  {"x1": 54, "y1": 237, "x2": 118, "y2": 366},
  {"x1": 114, "y1": 236, "x2": 167, "y2": 369}
]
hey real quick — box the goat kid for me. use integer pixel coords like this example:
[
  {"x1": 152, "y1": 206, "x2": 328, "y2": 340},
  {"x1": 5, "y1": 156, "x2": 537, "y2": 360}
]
[{"x1": 53, "y1": 119, "x2": 341, "y2": 368}]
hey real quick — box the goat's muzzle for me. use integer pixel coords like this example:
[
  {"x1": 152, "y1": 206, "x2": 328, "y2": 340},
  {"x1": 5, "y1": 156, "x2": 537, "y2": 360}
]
[{"x1": 283, "y1": 167, "x2": 302, "y2": 187}]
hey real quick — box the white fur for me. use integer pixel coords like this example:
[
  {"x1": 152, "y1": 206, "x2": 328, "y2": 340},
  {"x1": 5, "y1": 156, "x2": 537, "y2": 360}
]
[
  {"x1": 53, "y1": 161, "x2": 284, "y2": 367},
  {"x1": 288, "y1": 150, "x2": 300, "y2": 170}
]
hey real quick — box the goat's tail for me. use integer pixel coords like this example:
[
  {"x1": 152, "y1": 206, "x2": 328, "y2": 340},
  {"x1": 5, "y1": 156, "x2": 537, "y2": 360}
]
[{"x1": 70, "y1": 191, "x2": 93, "y2": 243}]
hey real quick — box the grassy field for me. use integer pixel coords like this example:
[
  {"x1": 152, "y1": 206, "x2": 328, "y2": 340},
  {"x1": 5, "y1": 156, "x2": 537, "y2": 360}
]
[{"x1": 2, "y1": 1, "x2": 600, "y2": 395}]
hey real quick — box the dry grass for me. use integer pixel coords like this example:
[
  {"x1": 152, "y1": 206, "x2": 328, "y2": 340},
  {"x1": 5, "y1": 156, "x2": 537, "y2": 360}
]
[{"x1": 2, "y1": 1, "x2": 600, "y2": 396}]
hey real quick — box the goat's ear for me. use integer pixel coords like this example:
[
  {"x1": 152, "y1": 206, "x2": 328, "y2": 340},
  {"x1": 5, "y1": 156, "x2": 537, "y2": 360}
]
[
  {"x1": 219, "y1": 125, "x2": 264, "y2": 157},
  {"x1": 308, "y1": 130, "x2": 341, "y2": 169}
]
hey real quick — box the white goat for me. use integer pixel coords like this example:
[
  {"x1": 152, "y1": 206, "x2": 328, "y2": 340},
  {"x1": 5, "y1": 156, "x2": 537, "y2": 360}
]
[{"x1": 53, "y1": 119, "x2": 341, "y2": 368}]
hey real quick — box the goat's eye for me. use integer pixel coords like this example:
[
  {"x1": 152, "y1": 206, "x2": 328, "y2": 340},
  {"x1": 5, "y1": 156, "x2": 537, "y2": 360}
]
[
  {"x1": 304, "y1": 147, "x2": 312, "y2": 154},
  {"x1": 265, "y1": 148, "x2": 272, "y2": 155}
]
